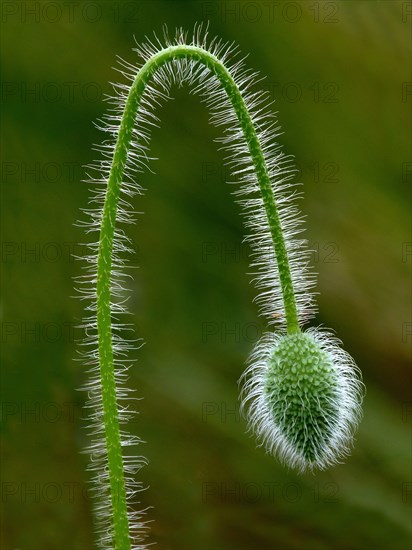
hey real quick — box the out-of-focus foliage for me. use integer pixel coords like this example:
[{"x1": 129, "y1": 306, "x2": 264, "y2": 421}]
[{"x1": 1, "y1": 1, "x2": 410, "y2": 549}]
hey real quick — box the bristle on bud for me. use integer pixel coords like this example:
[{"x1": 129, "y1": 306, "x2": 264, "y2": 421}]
[{"x1": 241, "y1": 328, "x2": 364, "y2": 472}]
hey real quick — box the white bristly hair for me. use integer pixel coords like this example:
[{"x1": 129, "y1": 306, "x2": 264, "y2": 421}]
[
  {"x1": 74, "y1": 23, "x2": 358, "y2": 547},
  {"x1": 240, "y1": 327, "x2": 364, "y2": 473}
]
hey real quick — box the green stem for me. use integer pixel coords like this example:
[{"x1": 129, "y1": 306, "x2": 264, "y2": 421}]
[{"x1": 96, "y1": 43, "x2": 300, "y2": 550}]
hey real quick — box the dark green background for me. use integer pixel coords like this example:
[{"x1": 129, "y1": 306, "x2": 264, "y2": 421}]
[{"x1": 1, "y1": 1, "x2": 411, "y2": 549}]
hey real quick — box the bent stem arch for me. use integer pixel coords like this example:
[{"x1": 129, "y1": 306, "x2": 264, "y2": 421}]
[{"x1": 96, "y1": 44, "x2": 300, "y2": 549}]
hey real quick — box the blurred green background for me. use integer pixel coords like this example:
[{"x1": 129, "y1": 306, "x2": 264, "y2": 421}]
[{"x1": 1, "y1": 1, "x2": 411, "y2": 549}]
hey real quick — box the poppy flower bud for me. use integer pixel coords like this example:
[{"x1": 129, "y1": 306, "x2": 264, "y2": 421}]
[{"x1": 241, "y1": 328, "x2": 364, "y2": 472}]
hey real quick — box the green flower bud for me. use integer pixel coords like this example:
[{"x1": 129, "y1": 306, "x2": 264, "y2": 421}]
[{"x1": 241, "y1": 329, "x2": 364, "y2": 472}]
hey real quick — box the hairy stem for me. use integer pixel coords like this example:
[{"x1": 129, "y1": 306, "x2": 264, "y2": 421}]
[{"x1": 96, "y1": 43, "x2": 299, "y2": 549}]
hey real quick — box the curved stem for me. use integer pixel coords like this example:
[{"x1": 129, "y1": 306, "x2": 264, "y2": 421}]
[{"x1": 96, "y1": 44, "x2": 300, "y2": 550}]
